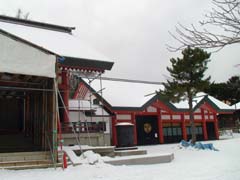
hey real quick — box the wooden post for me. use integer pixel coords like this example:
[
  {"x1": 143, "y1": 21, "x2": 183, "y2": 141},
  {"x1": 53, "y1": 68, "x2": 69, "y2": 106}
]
[
  {"x1": 112, "y1": 115, "x2": 117, "y2": 146},
  {"x1": 201, "y1": 109, "x2": 208, "y2": 140},
  {"x1": 131, "y1": 113, "x2": 137, "y2": 145},
  {"x1": 157, "y1": 109, "x2": 164, "y2": 144},
  {"x1": 181, "y1": 114, "x2": 187, "y2": 140},
  {"x1": 62, "y1": 71, "x2": 69, "y2": 123},
  {"x1": 214, "y1": 114, "x2": 219, "y2": 140}
]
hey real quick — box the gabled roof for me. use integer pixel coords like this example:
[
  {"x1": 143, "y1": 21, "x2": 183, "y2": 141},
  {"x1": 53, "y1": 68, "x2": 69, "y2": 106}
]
[
  {"x1": 0, "y1": 16, "x2": 114, "y2": 71},
  {"x1": 80, "y1": 78, "x2": 234, "y2": 113},
  {"x1": 89, "y1": 78, "x2": 163, "y2": 108},
  {"x1": 172, "y1": 92, "x2": 235, "y2": 113}
]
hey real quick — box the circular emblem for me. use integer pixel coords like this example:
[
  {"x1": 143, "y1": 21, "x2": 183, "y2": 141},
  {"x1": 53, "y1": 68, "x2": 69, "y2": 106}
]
[{"x1": 144, "y1": 123, "x2": 152, "y2": 134}]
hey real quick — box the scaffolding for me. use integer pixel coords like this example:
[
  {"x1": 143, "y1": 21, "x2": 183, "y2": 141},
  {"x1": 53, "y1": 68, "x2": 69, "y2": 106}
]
[{"x1": 59, "y1": 68, "x2": 109, "y2": 147}]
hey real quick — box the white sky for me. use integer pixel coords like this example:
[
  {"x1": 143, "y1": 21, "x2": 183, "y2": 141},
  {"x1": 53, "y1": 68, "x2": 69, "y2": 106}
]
[{"x1": 0, "y1": 0, "x2": 239, "y2": 83}]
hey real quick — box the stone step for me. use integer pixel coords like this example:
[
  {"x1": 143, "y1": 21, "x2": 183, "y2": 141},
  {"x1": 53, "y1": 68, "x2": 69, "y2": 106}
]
[
  {"x1": 0, "y1": 160, "x2": 52, "y2": 167},
  {"x1": 2, "y1": 162, "x2": 63, "y2": 170},
  {"x1": 104, "y1": 153, "x2": 174, "y2": 165},
  {"x1": 0, "y1": 151, "x2": 51, "y2": 162},
  {"x1": 0, "y1": 151, "x2": 50, "y2": 157},
  {"x1": 114, "y1": 149, "x2": 147, "y2": 156}
]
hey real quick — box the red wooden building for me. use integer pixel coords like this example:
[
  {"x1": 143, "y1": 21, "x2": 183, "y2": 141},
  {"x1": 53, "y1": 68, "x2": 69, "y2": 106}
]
[{"x1": 81, "y1": 79, "x2": 235, "y2": 146}]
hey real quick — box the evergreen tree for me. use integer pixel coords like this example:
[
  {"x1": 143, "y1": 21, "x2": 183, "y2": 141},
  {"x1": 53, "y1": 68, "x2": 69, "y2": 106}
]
[
  {"x1": 205, "y1": 76, "x2": 240, "y2": 105},
  {"x1": 227, "y1": 76, "x2": 240, "y2": 105},
  {"x1": 159, "y1": 47, "x2": 211, "y2": 144},
  {"x1": 205, "y1": 82, "x2": 229, "y2": 103}
]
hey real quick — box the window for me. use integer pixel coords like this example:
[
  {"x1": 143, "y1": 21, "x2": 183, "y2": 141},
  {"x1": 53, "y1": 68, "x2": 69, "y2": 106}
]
[
  {"x1": 163, "y1": 128, "x2": 168, "y2": 136},
  {"x1": 177, "y1": 127, "x2": 182, "y2": 136},
  {"x1": 172, "y1": 128, "x2": 177, "y2": 136},
  {"x1": 93, "y1": 99, "x2": 100, "y2": 105},
  {"x1": 98, "y1": 122, "x2": 106, "y2": 131},
  {"x1": 168, "y1": 128, "x2": 172, "y2": 136},
  {"x1": 187, "y1": 127, "x2": 191, "y2": 135}
]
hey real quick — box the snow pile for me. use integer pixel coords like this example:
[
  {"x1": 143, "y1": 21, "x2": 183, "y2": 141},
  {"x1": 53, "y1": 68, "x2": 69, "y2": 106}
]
[
  {"x1": 79, "y1": 151, "x2": 104, "y2": 165},
  {"x1": 1, "y1": 134, "x2": 240, "y2": 180},
  {"x1": 180, "y1": 140, "x2": 219, "y2": 151}
]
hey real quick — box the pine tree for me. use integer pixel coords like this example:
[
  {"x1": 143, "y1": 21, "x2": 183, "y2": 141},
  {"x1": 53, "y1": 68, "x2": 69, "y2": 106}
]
[
  {"x1": 227, "y1": 76, "x2": 240, "y2": 105},
  {"x1": 205, "y1": 76, "x2": 240, "y2": 105},
  {"x1": 160, "y1": 47, "x2": 211, "y2": 144}
]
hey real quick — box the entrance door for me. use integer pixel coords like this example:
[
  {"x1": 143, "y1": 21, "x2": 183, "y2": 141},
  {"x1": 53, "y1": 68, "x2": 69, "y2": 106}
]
[
  {"x1": 206, "y1": 122, "x2": 216, "y2": 140},
  {"x1": 136, "y1": 116, "x2": 159, "y2": 145}
]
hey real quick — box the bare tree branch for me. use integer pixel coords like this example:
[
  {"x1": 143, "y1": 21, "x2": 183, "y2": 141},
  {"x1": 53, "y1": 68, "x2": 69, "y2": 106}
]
[{"x1": 168, "y1": 0, "x2": 240, "y2": 51}]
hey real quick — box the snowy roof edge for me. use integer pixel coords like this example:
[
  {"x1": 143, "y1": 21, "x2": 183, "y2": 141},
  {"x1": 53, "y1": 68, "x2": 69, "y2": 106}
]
[{"x1": 0, "y1": 15, "x2": 75, "y2": 33}]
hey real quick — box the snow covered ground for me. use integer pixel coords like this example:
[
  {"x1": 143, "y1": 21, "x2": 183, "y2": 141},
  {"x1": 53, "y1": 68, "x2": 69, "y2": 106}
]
[{"x1": 1, "y1": 134, "x2": 240, "y2": 180}]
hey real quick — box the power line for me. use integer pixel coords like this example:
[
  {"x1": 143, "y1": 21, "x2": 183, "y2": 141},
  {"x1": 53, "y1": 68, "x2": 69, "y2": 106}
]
[{"x1": 89, "y1": 76, "x2": 163, "y2": 85}]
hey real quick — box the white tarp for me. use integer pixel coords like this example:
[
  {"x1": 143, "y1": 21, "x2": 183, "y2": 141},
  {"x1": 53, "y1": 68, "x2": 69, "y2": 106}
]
[{"x1": 0, "y1": 33, "x2": 56, "y2": 78}]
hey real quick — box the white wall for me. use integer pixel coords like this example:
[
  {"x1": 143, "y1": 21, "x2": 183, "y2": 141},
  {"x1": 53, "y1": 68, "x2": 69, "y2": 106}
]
[
  {"x1": 0, "y1": 33, "x2": 56, "y2": 78},
  {"x1": 69, "y1": 111, "x2": 110, "y2": 133}
]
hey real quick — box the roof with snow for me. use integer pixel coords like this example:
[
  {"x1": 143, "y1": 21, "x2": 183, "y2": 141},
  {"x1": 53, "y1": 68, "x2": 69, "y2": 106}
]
[
  {"x1": 86, "y1": 78, "x2": 163, "y2": 108},
  {"x1": 172, "y1": 92, "x2": 235, "y2": 112},
  {"x1": 0, "y1": 15, "x2": 114, "y2": 71},
  {"x1": 81, "y1": 78, "x2": 234, "y2": 113}
]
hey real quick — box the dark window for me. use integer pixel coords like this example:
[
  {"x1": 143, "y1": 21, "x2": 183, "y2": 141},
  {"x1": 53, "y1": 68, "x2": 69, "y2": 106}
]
[
  {"x1": 168, "y1": 128, "x2": 172, "y2": 136},
  {"x1": 177, "y1": 127, "x2": 182, "y2": 135},
  {"x1": 172, "y1": 128, "x2": 177, "y2": 136},
  {"x1": 85, "y1": 111, "x2": 96, "y2": 116},
  {"x1": 198, "y1": 127, "x2": 203, "y2": 134},
  {"x1": 163, "y1": 128, "x2": 168, "y2": 136},
  {"x1": 98, "y1": 122, "x2": 106, "y2": 131},
  {"x1": 93, "y1": 99, "x2": 100, "y2": 105}
]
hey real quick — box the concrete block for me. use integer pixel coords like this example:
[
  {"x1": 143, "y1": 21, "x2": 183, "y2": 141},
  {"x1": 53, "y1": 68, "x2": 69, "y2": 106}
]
[
  {"x1": 104, "y1": 153, "x2": 174, "y2": 165},
  {"x1": 114, "y1": 149, "x2": 147, "y2": 156}
]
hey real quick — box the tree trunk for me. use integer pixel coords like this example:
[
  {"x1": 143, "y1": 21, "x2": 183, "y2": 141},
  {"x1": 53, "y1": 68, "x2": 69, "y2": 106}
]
[{"x1": 189, "y1": 95, "x2": 197, "y2": 144}]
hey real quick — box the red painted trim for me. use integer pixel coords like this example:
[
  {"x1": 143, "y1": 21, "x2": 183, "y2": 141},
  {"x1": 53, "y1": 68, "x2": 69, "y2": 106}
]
[
  {"x1": 58, "y1": 84, "x2": 65, "y2": 90},
  {"x1": 62, "y1": 71, "x2": 69, "y2": 123},
  {"x1": 157, "y1": 109, "x2": 164, "y2": 144},
  {"x1": 152, "y1": 100, "x2": 174, "y2": 113},
  {"x1": 201, "y1": 109, "x2": 208, "y2": 140},
  {"x1": 115, "y1": 120, "x2": 132, "y2": 123},
  {"x1": 214, "y1": 114, "x2": 219, "y2": 140},
  {"x1": 60, "y1": 65, "x2": 105, "y2": 73},
  {"x1": 73, "y1": 82, "x2": 83, "y2": 99},
  {"x1": 200, "y1": 103, "x2": 217, "y2": 113},
  {"x1": 181, "y1": 114, "x2": 187, "y2": 140},
  {"x1": 131, "y1": 113, "x2": 137, "y2": 145},
  {"x1": 112, "y1": 116, "x2": 117, "y2": 146},
  {"x1": 135, "y1": 112, "x2": 158, "y2": 116}
]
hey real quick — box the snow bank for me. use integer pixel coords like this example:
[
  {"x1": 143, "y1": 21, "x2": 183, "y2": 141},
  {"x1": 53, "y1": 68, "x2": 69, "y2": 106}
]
[
  {"x1": 1, "y1": 134, "x2": 240, "y2": 180},
  {"x1": 79, "y1": 151, "x2": 104, "y2": 165}
]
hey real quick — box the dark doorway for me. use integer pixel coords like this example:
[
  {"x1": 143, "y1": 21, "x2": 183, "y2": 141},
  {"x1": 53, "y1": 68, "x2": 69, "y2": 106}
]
[
  {"x1": 0, "y1": 95, "x2": 36, "y2": 153},
  {"x1": 0, "y1": 74, "x2": 55, "y2": 153},
  {"x1": 206, "y1": 122, "x2": 216, "y2": 140},
  {"x1": 136, "y1": 115, "x2": 159, "y2": 145},
  {"x1": 0, "y1": 98, "x2": 24, "y2": 133}
]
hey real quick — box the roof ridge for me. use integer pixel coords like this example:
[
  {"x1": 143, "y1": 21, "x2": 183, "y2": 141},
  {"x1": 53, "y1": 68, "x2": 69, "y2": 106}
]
[{"x1": 0, "y1": 15, "x2": 75, "y2": 33}]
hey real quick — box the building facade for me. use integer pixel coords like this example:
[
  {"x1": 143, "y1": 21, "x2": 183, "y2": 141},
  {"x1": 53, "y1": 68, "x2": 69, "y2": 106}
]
[{"x1": 81, "y1": 78, "x2": 235, "y2": 146}]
